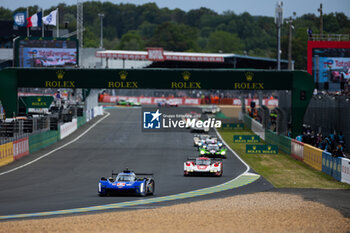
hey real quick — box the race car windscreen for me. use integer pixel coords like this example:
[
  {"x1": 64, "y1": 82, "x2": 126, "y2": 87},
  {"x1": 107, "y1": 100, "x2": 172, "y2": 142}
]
[
  {"x1": 196, "y1": 159, "x2": 211, "y2": 165},
  {"x1": 207, "y1": 145, "x2": 219, "y2": 150},
  {"x1": 117, "y1": 174, "x2": 135, "y2": 182}
]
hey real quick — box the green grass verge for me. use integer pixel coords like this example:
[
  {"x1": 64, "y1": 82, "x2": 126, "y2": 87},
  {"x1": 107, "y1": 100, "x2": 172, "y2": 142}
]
[{"x1": 218, "y1": 129, "x2": 350, "y2": 189}]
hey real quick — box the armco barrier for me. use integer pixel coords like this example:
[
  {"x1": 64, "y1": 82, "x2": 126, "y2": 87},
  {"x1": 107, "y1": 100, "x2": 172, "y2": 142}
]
[
  {"x1": 303, "y1": 144, "x2": 323, "y2": 171},
  {"x1": 60, "y1": 118, "x2": 77, "y2": 140},
  {"x1": 291, "y1": 139, "x2": 304, "y2": 161},
  {"x1": 341, "y1": 158, "x2": 350, "y2": 184},
  {"x1": 29, "y1": 130, "x2": 59, "y2": 153},
  {"x1": 13, "y1": 137, "x2": 29, "y2": 160},
  {"x1": 322, "y1": 151, "x2": 341, "y2": 181},
  {"x1": 0, "y1": 142, "x2": 14, "y2": 166},
  {"x1": 265, "y1": 129, "x2": 291, "y2": 154},
  {"x1": 243, "y1": 114, "x2": 252, "y2": 130},
  {"x1": 251, "y1": 119, "x2": 265, "y2": 141}
]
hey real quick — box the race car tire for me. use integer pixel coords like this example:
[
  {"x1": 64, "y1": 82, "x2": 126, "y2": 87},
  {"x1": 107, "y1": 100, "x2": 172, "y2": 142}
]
[
  {"x1": 148, "y1": 180, "x2": 155, "y2": 195},
  {"x1": 140, "y1": 181, "x2": 147, "y2": 197}
]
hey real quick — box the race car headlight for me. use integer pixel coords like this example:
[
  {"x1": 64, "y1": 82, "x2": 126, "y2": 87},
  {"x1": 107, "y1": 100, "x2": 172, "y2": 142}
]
[
  {"x1": 221, "y1": 151, "x2": 226, "y2": 155},
  {"x1": 198, "y1": 142, "x2": 202, "y2": 146},
  {"x1": 200, "y1": 150, "x2": 205, "y2": 155},
  {"x1": 218, "y1": 143, "x2": 222, "y2": 147}
]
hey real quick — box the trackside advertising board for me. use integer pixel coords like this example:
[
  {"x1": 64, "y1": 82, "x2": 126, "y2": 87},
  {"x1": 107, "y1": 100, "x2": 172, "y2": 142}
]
[
  {"x1": 234, "y1": 135, "x2": 260, "y2": 143},
  {"x1": 341, "y1": 158, "x2": 350, "y2": 184},
  {"x1": 221, "y1": 123, "x2": 244, "y2": 130},
  {"x1": 60, "y1": 118, "x2": 77, "y2": 139},
  {"x1": 13, "y1": 137, "x2": 29, "y2": 160},
  {"x1": 303, "y1": 144, "x2": 323, "y2": 171},
  {"x1": 246, "y1": 145, "x2": 278, "y2": 154},
  {"x1": 0, "y1": 142, "x2": 14, "y2": 166}
]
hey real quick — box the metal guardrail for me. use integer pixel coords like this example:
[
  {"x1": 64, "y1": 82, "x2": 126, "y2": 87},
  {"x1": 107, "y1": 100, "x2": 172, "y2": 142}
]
[{"x1": 309, "y1": 34, "x2": 349, "y2": 41}]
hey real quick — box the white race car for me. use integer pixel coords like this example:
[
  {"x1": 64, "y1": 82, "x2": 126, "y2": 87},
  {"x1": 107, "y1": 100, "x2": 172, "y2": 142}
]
[
  {"x1": 202, "y1": 105, "x2": 220, "y2": 114},
  {"x1": 190, "y1": 119, "x2": 210, "y2": 133},
  {"x1": 184, "y1": 157, "x2": 223, "y2": 176},
  {"x1": 199, "y1": 137, "x2": 223, "y2": 149},
  {"x1": 193, "y1": 134, "x2": 211, "y2": 146}
]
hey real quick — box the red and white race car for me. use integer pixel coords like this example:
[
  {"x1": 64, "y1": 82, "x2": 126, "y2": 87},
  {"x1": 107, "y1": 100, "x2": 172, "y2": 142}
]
[{"x1": 184, "y1": 157, "x2": 223, "y2": 176}]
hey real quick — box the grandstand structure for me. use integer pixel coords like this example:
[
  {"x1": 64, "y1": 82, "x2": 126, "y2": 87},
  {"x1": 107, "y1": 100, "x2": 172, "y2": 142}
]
[{"x1": 95, "y1": 48, "x2": 291, "y2": 70}]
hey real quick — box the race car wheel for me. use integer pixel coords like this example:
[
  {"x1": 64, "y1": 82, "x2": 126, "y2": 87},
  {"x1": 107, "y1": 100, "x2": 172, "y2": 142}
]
[
  {"x1": 140, "y1": 181, "x2": 147, "y2": 197},
  {"x1": 148, "y1": 180, "x2": 155, "y2": 195},
  {"x1": 184, "y1": 171, "x2": 189, "y2": 176}
]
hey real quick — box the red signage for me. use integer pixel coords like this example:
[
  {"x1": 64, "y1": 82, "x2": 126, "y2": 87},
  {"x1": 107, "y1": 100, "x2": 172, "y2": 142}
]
[
  {"x1": 147, "y1": 48, "x2": 165, "y2": 61},
  {"x1": 307, "y1": 41, "x2": 350, "y2": 75}
]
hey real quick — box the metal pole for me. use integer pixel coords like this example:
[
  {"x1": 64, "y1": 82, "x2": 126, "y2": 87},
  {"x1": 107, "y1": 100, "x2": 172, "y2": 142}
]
[
  {"x1": 98, "y1": 13, "x2": 104, "y2": 49},
  {"x1": 26, "y1": 8, "x2": 29, "y2": 37},
  {"x1": 287, "y1": 12, "x2": 296, "y2": 70},
  {"x1": 42, "y1": 8, "x2": 44, "y2": 37},
  {"x1": 56, "y1": 8, "x2": 59, "y2": 37},
  {"x1": 277, "y1": 24, "x2": 281, "y2": 70},
  {"x1": 318, "y1": 4, "x2": 323, "y2": 38},
  {"x1": 275, "y1": 2, "x2": 283, "y2": 71},
  {"x1": 288, "y1": 18, "x2": 292, "y2": 70}
]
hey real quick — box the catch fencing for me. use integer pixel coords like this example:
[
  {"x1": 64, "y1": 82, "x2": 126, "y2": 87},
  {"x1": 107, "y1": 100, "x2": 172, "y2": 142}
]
[{"x1": 0, "y1": 106, "x2": 103, "y2": 168}]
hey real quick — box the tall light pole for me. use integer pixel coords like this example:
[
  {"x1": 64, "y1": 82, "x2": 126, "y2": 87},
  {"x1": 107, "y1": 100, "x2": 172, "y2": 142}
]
[
  {"x1": 275, "y1": 1, "x2": 283, "y2": 70},
  {"x1": 318, "y1": 4, "x2": 323, "y2": 38},
  {"x1": 287, "y1": 12, "x2": 296, "y2": 70},
  {"x1": 77, "y1": 0, "x2": 83, "y2": 48},
  {"x1": 98, "y1": 13, "x2": 104, "y2": 49}
]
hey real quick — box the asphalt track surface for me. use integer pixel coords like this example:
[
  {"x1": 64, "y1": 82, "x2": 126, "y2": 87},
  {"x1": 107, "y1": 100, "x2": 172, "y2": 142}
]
[{"x1": 0, "y1": 108, "x2": 272, "y2": 217}]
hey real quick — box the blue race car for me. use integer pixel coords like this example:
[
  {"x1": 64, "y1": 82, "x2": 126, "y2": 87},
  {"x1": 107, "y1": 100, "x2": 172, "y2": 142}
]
[{"x1": 98, "y1": 169, "x2": 155, "y2": 196}]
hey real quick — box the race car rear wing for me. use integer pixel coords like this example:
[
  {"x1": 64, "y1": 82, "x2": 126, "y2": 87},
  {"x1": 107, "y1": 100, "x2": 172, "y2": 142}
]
[
  {"x1": 186, "y1": 157, "x2": 222, "y2": 162},
  {"x1": 135, "y1": 173, "x2": 154, "y2": 177},
  {"x1": 111, "y1": 170, "x2": 154, "y2": 178}
]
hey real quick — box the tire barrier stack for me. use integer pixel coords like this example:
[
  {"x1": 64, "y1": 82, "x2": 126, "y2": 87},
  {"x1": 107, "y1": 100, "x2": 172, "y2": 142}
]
[{"x1": 243, "y1": 114, "x2": 350, "y2": 185}]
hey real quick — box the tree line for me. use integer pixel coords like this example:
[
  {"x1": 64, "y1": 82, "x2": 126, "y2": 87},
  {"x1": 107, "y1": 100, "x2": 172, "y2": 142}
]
[{"x1": 0, "y1": 2, "x2": 349, "y2": 69}]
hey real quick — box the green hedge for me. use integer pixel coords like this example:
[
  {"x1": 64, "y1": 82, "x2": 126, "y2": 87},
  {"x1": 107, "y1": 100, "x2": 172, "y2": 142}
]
[{"x1": 29, "y1": 130, "x2": 59, "y2": 153}]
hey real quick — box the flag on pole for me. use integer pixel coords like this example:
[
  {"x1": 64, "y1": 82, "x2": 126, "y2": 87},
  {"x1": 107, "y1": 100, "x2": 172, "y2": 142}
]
[
  {"x1": 27, "y1": 12, "x2": 42, "y2": 27},
  {"x1": 42, "y1": 9, "x2": 58, "y2": 26},
  {"x1": 13, "y1": 12, "x2": 27, "y2": 27}
]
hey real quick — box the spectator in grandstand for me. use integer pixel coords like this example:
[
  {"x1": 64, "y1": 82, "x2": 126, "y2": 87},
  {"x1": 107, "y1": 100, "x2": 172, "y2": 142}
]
[
  {"x1": 334, "y1": 144, "x2": 344, "y2": 158},
  {"x1": 316, "y1": 133, "x2": 323, "y2": 148},
  {"x1": 296, "y1": 134, "x2": 303, "y2": 142}
]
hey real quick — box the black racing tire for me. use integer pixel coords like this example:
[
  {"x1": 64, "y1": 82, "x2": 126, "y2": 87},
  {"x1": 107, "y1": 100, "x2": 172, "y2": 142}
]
[
  {"x1": 148, "y1": 180, "x2": 155, "y2": 195},
  {"x1": 140, "y1": 181, "x2": 147, "y2": 197}
]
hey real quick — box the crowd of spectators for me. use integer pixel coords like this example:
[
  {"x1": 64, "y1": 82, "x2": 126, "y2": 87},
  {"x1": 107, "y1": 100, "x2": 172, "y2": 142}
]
[{"x1": 296, "y1": 125, "x2": 346, "y2": 158}]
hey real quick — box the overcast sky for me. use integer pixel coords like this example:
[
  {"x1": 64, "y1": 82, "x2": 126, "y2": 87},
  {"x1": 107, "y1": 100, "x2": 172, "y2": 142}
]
[{"x1": 1, "y1": 0, "x2": 349, "y2": 18}]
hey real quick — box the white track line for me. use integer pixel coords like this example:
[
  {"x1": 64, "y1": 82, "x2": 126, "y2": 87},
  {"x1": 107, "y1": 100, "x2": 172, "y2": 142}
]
[
  {"x1": 0, "y1": 112, "x2": 110, "y2": 176},
  {"x1": 214, "y1": 128, "x2": 251, "y2": 176}
]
